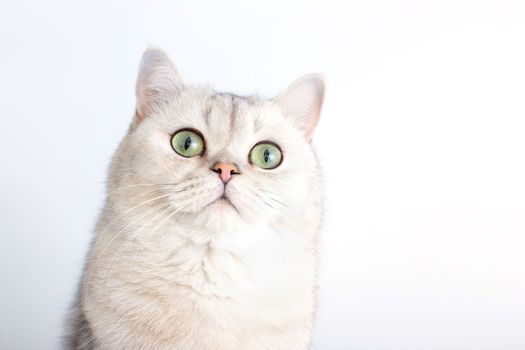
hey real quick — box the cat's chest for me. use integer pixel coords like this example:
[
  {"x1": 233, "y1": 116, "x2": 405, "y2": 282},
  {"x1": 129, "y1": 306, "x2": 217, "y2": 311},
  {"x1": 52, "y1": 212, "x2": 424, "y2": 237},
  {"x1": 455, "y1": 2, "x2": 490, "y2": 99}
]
[
  {"x1": 87, "y1": 222, "x2": 316, "y2": 348},
  {"x1": 141, "y1": 224, "x2": 309, "y2": 300}
]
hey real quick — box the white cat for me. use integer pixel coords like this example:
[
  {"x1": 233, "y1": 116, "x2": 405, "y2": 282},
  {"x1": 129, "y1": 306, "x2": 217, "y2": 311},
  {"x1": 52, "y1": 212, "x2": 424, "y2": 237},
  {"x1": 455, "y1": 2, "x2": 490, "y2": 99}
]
[{"x1": 68, "y1": 48, "x2": 325, "y2": 350}]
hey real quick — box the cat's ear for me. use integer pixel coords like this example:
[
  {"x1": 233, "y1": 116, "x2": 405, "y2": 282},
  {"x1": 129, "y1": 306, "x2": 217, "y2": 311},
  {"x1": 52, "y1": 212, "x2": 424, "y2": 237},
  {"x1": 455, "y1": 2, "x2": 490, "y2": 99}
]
[
  {"x1": 273, "y1": 74, "x2": 325, "y2": 141},
  {"x1": 133, "y1": 48, "x2": 183, "y2": 128}
]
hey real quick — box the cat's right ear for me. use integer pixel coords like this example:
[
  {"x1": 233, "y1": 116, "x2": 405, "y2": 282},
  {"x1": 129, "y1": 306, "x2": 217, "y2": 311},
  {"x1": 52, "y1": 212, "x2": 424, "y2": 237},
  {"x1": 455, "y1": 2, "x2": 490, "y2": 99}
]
[
  {"x1": 273, "y1": 74, "x2": 325, "y2": 142},
  {"x1": 133, "y1": 48, "x2": 183, "y2": 129}
]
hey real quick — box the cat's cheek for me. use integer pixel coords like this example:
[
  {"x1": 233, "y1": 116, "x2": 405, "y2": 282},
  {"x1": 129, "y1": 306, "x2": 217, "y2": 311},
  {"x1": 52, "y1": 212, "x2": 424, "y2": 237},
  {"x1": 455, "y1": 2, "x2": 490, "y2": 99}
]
[{"x1": 168, "y1": 180, "x2": 224, "y2": 214}]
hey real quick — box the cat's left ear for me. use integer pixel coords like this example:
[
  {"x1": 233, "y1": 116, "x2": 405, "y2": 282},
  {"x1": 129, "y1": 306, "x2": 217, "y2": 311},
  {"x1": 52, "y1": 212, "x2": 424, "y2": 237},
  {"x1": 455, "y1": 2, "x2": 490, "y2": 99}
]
[
  {"x1": 273, "y1": 74, "x2": 325, "y2": 141},
  {"x1": 133, "y1": 48, "x2": 183, "y2": 129}
]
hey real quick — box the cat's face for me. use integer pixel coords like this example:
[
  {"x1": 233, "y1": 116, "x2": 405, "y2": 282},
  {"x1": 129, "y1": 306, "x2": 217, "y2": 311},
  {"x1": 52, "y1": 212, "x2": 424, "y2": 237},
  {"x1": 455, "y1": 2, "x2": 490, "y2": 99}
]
[{"x1": 109, "y1": 49, "x2": 324, "y2": 229}]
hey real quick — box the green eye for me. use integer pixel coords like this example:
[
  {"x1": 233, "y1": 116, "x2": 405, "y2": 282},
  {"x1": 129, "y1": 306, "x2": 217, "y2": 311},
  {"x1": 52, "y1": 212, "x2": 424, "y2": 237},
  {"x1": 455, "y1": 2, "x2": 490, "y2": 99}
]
[
  {"x1": 171, "y1": 129, "x2": 205, "y2": 157},
  {"x1": 250, "y1": 142, "x2": 283, "y2": 169}
]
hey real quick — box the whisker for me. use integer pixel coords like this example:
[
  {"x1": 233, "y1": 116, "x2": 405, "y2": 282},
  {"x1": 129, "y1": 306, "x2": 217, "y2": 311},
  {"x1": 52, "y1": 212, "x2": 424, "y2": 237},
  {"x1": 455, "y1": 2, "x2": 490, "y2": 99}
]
[
  {"x1": 134, "y1": 206, "x2": 183, "y2": 268},
  {"x1": 95, "y1": 192, "x2": 173, "y2": 240},
  {"x1": 84, "y1": 200, "x2": 173, "y2": 296},
  {"x1": 267, "y1": 197, "x2": 288, "y2": 208},
  {"x1": 99, "y1": 184, "x2": 204, "y2": 286},
  {"x1": 84, "y1": 176, "x2": 213, "y2": 295},
  {"x1": 253, "y1": 192, "x2": 278, "y2": 210},
  {"x1": 93, "y1": 177, "x2": 206, "y2": 260},
  {"x1": 257, "y1": 188, "x2": 280, "y2": 196},
  {"x1": 107, "y1": 186, "x2": 168, "y2": 202},
  {"x1": 106, "y1": 183, "x2": 177, "y2": 197},
  {"x1": 105, "y1": 176, "x2": 204, "y2": 198},
  {"x1": 257, "y1": 189, "x2": 288, "y2": 207},
  {"x1": 103, "y1": 204, "x2": 176, "y2": 285}
]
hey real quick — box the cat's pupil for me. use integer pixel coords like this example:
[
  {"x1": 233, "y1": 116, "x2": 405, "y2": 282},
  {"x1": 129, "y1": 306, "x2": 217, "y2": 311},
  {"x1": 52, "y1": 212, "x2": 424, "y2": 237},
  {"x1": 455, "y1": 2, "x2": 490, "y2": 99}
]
[
  {"x1": 263, "y1": 149, "x2": 270, "y2": 163},
  {"x1": 184, "y1": 137, "x2": 192, "y2": 150}
]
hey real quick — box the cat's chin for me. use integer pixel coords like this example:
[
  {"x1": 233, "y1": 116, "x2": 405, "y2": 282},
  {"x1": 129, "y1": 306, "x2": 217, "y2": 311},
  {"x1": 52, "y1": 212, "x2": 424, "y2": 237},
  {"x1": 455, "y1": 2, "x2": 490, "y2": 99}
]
[
  {"x1": 206, "y1": 195, "x2": 240, "y2": 215},
  {"x1": 193, "y1": 196, "x2": 245, "y2": 230}
]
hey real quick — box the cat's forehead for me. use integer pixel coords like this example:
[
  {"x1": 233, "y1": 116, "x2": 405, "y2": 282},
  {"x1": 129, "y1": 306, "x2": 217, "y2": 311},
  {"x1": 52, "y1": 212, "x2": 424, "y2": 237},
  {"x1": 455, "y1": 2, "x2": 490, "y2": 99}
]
[
  {"x1": 205, "y1": 93, "x2": 266, "y2": 155},
  {"x1": 174, "y1": 89, "x2": 282, "y2": 142},
  {"x1": 207, "y1": 93, "x2": 260, "y2": 138}
]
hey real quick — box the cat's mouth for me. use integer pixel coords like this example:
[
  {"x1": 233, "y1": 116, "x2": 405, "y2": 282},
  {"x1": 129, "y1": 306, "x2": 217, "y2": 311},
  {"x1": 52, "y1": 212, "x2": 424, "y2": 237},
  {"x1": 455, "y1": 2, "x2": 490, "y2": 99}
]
[{"x1": 208, "y1": 193, "x2": 239, "y2": 214}]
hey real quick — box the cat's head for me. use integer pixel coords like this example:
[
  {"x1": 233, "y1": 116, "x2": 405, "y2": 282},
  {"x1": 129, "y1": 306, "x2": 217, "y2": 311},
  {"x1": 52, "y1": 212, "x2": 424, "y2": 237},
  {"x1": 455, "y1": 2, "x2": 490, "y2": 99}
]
[{"x1": 109, "y1": 48, "x2": 324, "y2": 230}]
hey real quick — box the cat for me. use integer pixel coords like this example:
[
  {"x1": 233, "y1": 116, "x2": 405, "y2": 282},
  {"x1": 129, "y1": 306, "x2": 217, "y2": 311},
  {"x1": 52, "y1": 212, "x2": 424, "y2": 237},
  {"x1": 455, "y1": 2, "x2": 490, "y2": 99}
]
[{"x1": 67, "y1": 48, "x2": 325, "y2": 350}]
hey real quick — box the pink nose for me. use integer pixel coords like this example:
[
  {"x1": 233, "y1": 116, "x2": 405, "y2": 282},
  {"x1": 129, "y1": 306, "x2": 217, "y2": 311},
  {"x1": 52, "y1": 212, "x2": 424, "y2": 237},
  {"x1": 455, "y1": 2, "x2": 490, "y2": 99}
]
[{"x1": 212, "y1": 162, "x2": 240, "y2": 183}]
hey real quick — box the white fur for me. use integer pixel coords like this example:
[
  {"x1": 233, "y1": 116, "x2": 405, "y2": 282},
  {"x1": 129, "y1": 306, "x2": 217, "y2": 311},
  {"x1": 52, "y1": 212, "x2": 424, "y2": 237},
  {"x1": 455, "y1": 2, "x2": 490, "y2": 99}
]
[{"x1": 79, "y1": 48, "x2": 324, "y2": 349}]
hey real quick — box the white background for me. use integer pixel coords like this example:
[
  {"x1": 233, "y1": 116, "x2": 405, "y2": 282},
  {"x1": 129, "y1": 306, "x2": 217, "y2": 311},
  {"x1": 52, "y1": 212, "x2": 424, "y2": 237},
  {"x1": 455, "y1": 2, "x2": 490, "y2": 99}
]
[{"x1": 1, "y1": 0, "x2": 524, "y2": 349}]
